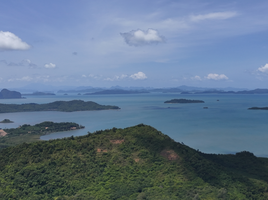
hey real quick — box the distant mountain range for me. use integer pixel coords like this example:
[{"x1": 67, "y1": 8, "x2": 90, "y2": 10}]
[
  {"x1": 84, "y1": 89, "x2": 149, "y2": 95},
  {"x1": 3, "y1": 86, "x2": 268, "y2": 97}
]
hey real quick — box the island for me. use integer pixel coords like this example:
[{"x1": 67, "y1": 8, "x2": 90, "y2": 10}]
[
  {"x1": 248, "y1": 107, "x2": 268, "y2": 110},
  {"x1": 0, "y1": 100, "x2": 120, "y2": 113},
  {"x1": 84, "y1": 89, "x2": 149, "y2": 95},
  {"x1": 0, "y1": 89, "x2": 22, "y2": 99},
  {"x1": 0, "y1": 119, "x2": 14, "y2": 123},
  {"x1": 23, "y1": 92, "x2": 55, "y2": 95},
  {"x1": 164, "y1": 98, "x2": 204, "y2": 103},
  {"x1": 0, "y1": 121, "x2": 84, "y2": 149},
  {"x1": 0, "y1": 124, "x2": 268, "y2": 199}
]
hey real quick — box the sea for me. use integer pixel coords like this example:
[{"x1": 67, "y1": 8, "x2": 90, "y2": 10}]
[{"x1": 1, "y1": 93, "x2": 268, "y2": 157}]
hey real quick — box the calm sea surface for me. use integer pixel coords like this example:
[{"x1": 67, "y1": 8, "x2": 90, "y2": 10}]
[{"x1": 1, "y1": 93, "x2": 268, "y2": 157}]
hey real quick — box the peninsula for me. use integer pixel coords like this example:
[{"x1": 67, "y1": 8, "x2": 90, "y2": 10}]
[
  {"x1": 0, "y1": 100, "x2": 120, "y2": 113},
  {"x1": 0, "y1": 121, "x2": 84, "y2": 149},
  {"x1": 164, "y1": 98, "x2": 204, "y2": 103}
]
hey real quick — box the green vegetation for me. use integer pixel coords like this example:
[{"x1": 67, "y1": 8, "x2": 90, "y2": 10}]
[
  {"x1": 0, "y1": 100, "x2": 120, "y2": 113},
  {"x1": 0, "y1": 119, "x2": 13, "y2": 123},
  {"x1": 0, "y1": 124, "x2": 268, "y2": 199},
  {"x1": 0, "y1": 121, "x2": 84, "y2": 149},
  {"x1": 164, "y1": 99, "x2": 205, "y2": 103}
]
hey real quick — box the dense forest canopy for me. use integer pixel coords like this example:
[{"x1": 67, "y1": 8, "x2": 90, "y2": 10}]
[{"x1": 0, "y1": 124, "x2": 268, "y2": 199}]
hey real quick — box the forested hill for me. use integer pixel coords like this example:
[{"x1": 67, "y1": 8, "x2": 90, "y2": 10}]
[
  {"x1": 1, "y1": 124, "x2": 268, "y2": 199},
  {"x1": 0, "y1": 100, "x2": 120, "y2": 113}
]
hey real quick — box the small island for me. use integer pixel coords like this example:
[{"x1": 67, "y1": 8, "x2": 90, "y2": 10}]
[
  {"x1": 164, "y1": 99, "x2": 205, "y2": 103},
  {"x1": 0, "y1": 121, "x2": 84, "y2": 149},
  {"x1": 248, "y1": 107, "x2": 268, "y2": 110},
  {"x1": 0, "y1": 100, "x2": 120, "y2": 113},
  {"x1": 0, "y1": 119, "x2": 14, "y2": 123}
]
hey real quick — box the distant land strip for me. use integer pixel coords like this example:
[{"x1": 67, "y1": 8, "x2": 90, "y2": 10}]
[
  {"x1": 248, "y1": 107, "x2": 268, "y2": 110},
  {"x1": 164, "y1": 99, "x2": 204, "y2": 103},
  {"x1": 0, "y1": 100, "x2": 120, "y2": 113},
  {"x1": 84, "y1": 89, "x2": 149, "y2": 95}
]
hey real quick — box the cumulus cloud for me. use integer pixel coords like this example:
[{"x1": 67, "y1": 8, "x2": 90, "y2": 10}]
[
  {"x1": 130, "y1": 72, "x2": 147, "y2": 80},
  {"x1": 258, "y1": 64, "x2": 268, "y2": 73},
  {"x1": 44, "y1": 63, "x2": 56, "y2": 69},
  {"x1": 190, "y1": 12, "x2": 237, "y2": 22},
  {"x1": 191, "y1": 75, "x2": 202, "y2": 81},
  {"x1": 206, "y1": 73, "x2": 228, "y2": 80},
  {"x1": 0, "y1": 31, "x2": 30, "y2": 51},
  {"x1": 120, "y1": 29, "x2": 165, "y2": 46}
]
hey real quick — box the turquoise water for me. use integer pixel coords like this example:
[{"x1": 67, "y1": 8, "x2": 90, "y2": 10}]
[{"x1": 1, "y1": 93, "x2": 268, "y2": 157}]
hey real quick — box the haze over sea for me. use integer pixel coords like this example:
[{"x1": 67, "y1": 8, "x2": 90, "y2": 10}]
[{"x1": 1, "y1": 93, "x2": 268, "y2": 157}]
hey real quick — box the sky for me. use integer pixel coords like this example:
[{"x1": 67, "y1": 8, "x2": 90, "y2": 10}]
[{"x1": 1, "y1": 0, "x2": 268, "y2": 89}]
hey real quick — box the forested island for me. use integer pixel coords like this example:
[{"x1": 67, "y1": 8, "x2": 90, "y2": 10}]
[
  {"x1": 248, "y1": 107, "x2": 268, "y2": 110},
  {"x1": 164, "y1": 99, "x2": 205, "y2": 103},
  {"x1": 0, "y1": 100, "x2": 120, "y2": 113},
  {"x1": 0, "y1": 121, "x2": 84, "y2": 149},
  {"x1": 0, "y1": 124, "x2": 268, "y2": 199},
  {"x1": 0, "y1": 89, "x2": 21, "y2": 99}
]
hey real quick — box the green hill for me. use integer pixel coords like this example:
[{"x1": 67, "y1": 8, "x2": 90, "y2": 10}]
[{"x1": 0, "y1": 124, "x2": 268, "y2": 199}]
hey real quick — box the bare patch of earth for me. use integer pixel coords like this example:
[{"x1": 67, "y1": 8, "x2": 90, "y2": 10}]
[
  {"x1": 0, "y1": 130, "x2": 8, "y2": 137},
  {"x1": 160, "y1": 150, "x2": 179, "y2": 161},
  {"x1": 110, "y1": 139, "x2": 124, "y2": 144}
]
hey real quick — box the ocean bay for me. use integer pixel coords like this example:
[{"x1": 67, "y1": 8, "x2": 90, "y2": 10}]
[{"x1": 1, "y1": 93, "x2": 268, "y2": 157}]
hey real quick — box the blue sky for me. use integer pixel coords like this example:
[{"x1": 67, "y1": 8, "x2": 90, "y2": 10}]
[{"x1": 1, "y1": 0, "x2": 268, "y2": 89}]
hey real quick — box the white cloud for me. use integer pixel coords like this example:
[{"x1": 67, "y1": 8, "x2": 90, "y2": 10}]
[
  {"x1": 44, "y1": 63, "x2": 56, "y2": 69},
  {"x1": 258, "y1": 64, "x2": 268, "y2": 73},
  {"x1": 206, "y1": 73, "x2": 228, "y2": 80},
  {"x1": 0, "y1": 59, "x2": 37, "y2": 68},
  {"x1": 190, "y1": 12, "x2": 237, "y2": 22},
  {"x1": 105, "y1": 74, "x2": 128, "y2": 81},
  {"x1": 8, "y1": 76, "x2": 33, "y2": 82},
  {"x1": 0, "y1": 31, "x2": 30, "y2": 51},
  {"x1": 120, "y1": 29, "x2": 165, "y2": 46},
  {"x1": 191, "y1": 75, "x2": 202, "y2": 81},
  {"x1": 130, "y1": 72, "x2": 147, "y2": 80}
]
